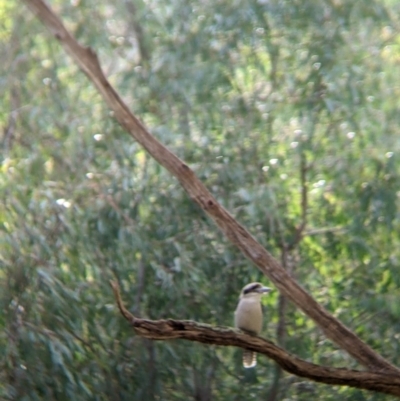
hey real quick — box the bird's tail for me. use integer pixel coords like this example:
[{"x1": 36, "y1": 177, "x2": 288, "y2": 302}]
[{"x1": 243, "y1": 350, "x2": 257, "y2": 368}]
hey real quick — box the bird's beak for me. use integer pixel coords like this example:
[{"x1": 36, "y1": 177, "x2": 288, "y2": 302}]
[{"x1": 259, "y1": 287, "x2": 272, "y2": 294}]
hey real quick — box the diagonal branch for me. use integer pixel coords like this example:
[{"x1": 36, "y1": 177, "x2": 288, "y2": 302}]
[
  {"x1": 110, "y1": 281, "x2": 400, "y2": 396},
  {"x1": 22, "y1": 0, "x2": 400, "y2": 375}
]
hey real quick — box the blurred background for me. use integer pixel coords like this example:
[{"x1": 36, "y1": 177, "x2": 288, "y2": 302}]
[{"x1": 1, "y1": 0, "x2": 400, "y2": 399}]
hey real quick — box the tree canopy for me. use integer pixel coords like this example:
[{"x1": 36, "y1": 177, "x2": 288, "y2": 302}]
[{"x1": 1, "y1": 0, "x2": 400, "y2": 400}]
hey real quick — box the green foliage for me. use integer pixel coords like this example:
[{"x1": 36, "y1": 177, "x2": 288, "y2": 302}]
[{"x1": 1, "y1": 0, "x2": 400, "y2": 399}]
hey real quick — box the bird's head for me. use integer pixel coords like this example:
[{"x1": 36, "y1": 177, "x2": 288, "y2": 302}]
[{"x1": 240, "y1": 282, "x2": 272, "y2": 299}]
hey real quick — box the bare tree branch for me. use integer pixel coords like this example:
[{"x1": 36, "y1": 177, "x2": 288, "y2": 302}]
[
  {"x1": 269, "y1": 149, "x2": 309, "y2": 400},
  {"x1": 125, "y1": 0, "x2": 150, "y2": 63},
  {"x1": 289, "y1": 151, "x2": 308, "y2": 250},
  {"x1": 110, "y1": 281, "x2": 400, "y2": 396},
  {"x1": 22, "y1": 0, "x2": 400, "y2": 376}
]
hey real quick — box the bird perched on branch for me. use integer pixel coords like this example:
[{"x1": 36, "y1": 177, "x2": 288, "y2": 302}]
[{"x1": 234, "y1": 282, "x2": 271, "y2": 368}]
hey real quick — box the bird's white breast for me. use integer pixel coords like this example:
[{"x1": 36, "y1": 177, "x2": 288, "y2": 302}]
[{"x1": 234, "y1": 297, "x2": 263, "y2": 334}]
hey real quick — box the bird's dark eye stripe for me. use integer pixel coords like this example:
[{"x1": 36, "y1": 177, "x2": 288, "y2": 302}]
[{"x1": 243, "y1": 284, "x2": 260, "y2": 294}]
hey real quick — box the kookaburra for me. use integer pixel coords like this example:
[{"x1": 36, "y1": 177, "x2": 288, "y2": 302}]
[{"x1": 234, "y1": 282, "x2": 271, "y2": 368}]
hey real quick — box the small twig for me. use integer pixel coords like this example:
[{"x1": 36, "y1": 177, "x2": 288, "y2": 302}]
[
  {"x1": 304, "y1": 226, "x2": 346, "y2": 236},
  {"x1": 3, "y1": 87, "x2": 19, "y2": 154},
  {"x1": 132, "y1": 260, "x2": 146, "y2": 316},
  {"x1": 110, "y1": 280, "x2": 135, "y2": 323}
]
